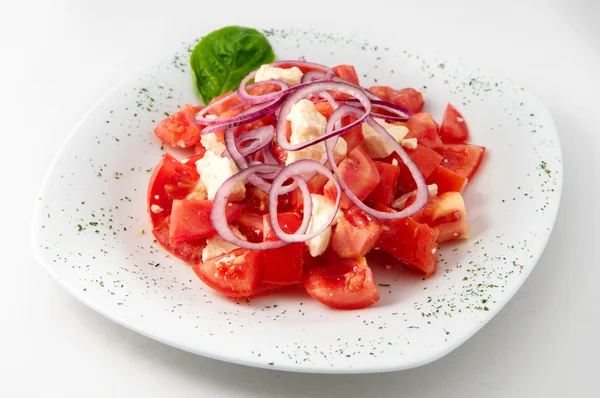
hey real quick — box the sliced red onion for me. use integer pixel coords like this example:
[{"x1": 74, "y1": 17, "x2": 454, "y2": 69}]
[
  {"x1": 237, "y1": 70, "x2": 290, "y2": 104},
  {"x1": 341, "y1": 98, "x2": 412, "y2": 121},
  {"x1": 270, "y1": 60, "x2": 330, "y2": 72},
  {"x1": 268, "y1": 160, "x2": 341, "y2": 243},
  {"x1": 324, "y1": 116, "x2": 428, "y2": 219},
  {"x1": 276, "y1": 81, "x2": 372, "y2": 151},
  {"x1": 236, "y1": 127, "x2": 274, "y2": 157},
  {"x1": 211, "y1": 165, "x2": 290, "y2": 250},
  {"x1": 195, "y1": 91, "x2": 239, "y2": 119}
]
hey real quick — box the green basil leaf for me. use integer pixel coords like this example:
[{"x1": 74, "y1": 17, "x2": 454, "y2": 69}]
[{"x1": 190, "y1": 26, "x2": 275, "y2": 104}]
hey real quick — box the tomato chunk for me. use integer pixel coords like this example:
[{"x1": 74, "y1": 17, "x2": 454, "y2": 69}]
[
  {"x1": 340, "y1": 115, "x2": 365, "y2": 152},
  {"x1": 152, "y1": 217, "x2": 206, "y2": 264},
  {"x1": 437, "y1": 144, "x2": 486, "y2": 179},
  {"x1": 333, "y1": 65, "x2": 360, "y2": 86},
  {"x1": 406, "y1": 113, "x2": 443, "y2": 150},
  {"x1": 153, "y1": 104, "x2": 203, "y2": 148},
  {"x1": 304, "y1": 257, "x2": 380, "y2": 310},
  {"x1": 242, "y1": 187, "x2": 269, "y2": 215},
  {"x1": 232, "y1": 212, "x2": 264, "y2": 243},
  {"x1": 324, "y1": 147, "x2": 380, "y2": 209},
  {"x1": 261, "y1": 213, "x2": 304, "y2": 285},
  {"x1": 374, "y1": 204, "x2": 438, "y2": 277},
  {"x1": 192, "y1": 249, "x2": 262, "y2": 298},
  {"x1": 331, "y1": 206, "x2": 383, "y2": 259},
  {"x1": 439, "y1": 103, "x2": 469, "y2": 143},
  {"x1": 396, "y1": 146, "x2": 444, "y2": 192},
  {"x1": 147, "y1": 153, "x2": 200, "y2": 226},
  {"x1": 169, "y1": 200, "x2": 243, "y2": 242},
  {"x1": 366, "y1": 161, "x2": 400, "y2": 206},
  {"x1": 421, "y1": 192, "x2": 469, "y2": 242},
  {"x1": 368, "y1": 86, "x2": 424, "y2": 114},
  {"x1": 426, "y1": 166, "x2": 467, "y2": 194}
]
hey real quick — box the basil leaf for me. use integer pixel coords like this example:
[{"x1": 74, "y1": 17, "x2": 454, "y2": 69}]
[{"x1": 190, "y1": 26, "x2": 275, "y2": 104}]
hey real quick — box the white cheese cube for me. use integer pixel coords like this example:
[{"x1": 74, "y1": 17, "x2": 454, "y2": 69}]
[
  {"x1": 305, "y1": 194, "x2": 344, "y2": 257},
  {"x1": 202, "y1": 226, "x2": 247, "y2": 262},
  {"x1": 195, "y1": 151, "x2": 246, "y2": 201},
  {"x1": 255, "y1": 64, "x2": 303, "y2": 86},
  {"x1": 361, "y1": 118, "x2": 412, "y2": 158},
  {"x1": 200, "y1": 133, "x2": 226, "y2": 155}
]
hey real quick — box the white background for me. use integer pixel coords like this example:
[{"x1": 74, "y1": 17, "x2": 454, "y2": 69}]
[{"x1": 1, "y1": 0, "x2": 598, "y2": 396}]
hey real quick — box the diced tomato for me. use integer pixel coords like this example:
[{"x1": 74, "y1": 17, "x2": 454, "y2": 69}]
[
  {"x1": 303, "y1": 257, "x2": 380, "y2": 310},
  {"x1": 437, "y1": 144, "x2": 486, "y2": 179},
  {"x1": 236, "y1": 113, "x2": 275, "y2": 135},
  {"x1": 261, "y1": 213, "x2": 304, "y2": 285},
  {"x1": 232, "y1": 212, "x2": 264, "y2": 243},
  {"x1": 271, "y1": 142, "x2": 287, "y2": 165},
  {"x1": 396, "y1": 146, "x2": 444, "y2": 192},
  {"x1": 314, "y1": 102, "x2": 335, "y2": 119},
  {"x1": 147, "y1": 153, "x2": 200, "y2": 226},
  {"x1": 366, "y1": 161, "x2": 400, "y2": 206},
  {"x1": 405, "y1": 113, "x2": 443, "y2": 150},
  {"x1": 169, "y1": 200, "x2": 243, "y2": 242},
  {"x1": 439, "y1": 103, "x2": 469, "y2": 143},
  {"x1": 248, "y1": 282, "x2": 293, "y2": 298},
  {"x1": 374, "y1": 203, "x2": 438, "y2": 277},
  {"x1": 331, "y1": 206, "x2": 383, "y2": 259},
  {"x1": 307, "y1": 174, "x2": 329, "y2": 195},
  {"x1": 340, "y1": 115, "x2": 364, "y2": 152},
  {"x1": 277, "y1": 188, "x2": 304, "y2": 213},
  {"x1": 192, "y1": 249, "x2": 262, "y2": 298},
  {"x1": 152, "y1": 217, "x2": 206, "y2": 264},
  {"x1": 324, "y1": 147, "x2": 380, "y2": 209},
  {"x1": 242, "y1": 187, "x2": 269, "y2": 215},
  {"x1": 194, "y1": 142, "x2": 207, "y2": 156},
  {"x1": 333, "y1": 65, "x2": 360, "y2": 86},
  {"x1": 426, "y1": 165, "x2": 467, "y2": 194},
  {"x1": 153, "y1": 104, "x2": 203, "y2": 148},
  {"x1": 207, "y1": 91, "x2": 242, "y2": 116},
  {"x1": 368, "y1": 87, "x2": 424, "y2": 114},
  {"x1": 421, "y1": 192, "x2": 469, "y2": 242}
]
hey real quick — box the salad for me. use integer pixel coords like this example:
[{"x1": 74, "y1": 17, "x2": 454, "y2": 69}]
[{"x1": 147, "y1": 26, "x2": 486, "y2": 310}]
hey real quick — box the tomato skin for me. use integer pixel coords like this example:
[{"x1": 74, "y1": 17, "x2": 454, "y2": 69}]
[
  {"x1": 396, "y1": 146, "x2": 444, "y2": 193},
  {"x1": 147, "y1": 153, "x2": 200, "y2": 227},
  {"x1": 406, "y1": 113, "x2": 443, "y2": 150},
  {"x1": 192, "y1": 249, "x2": 262, "y2": 298},
  {"x1": 421, "y1": 192, "x2": 469, "y2": 242},
  {"x1": 169, "y1": 200, "x2": 244, "y2": 242},
  {"x1": 324, "y1": 147, "x2": 380, "y2": 209},
  {"x1": 152, "y1": 217, "x2": 206, "y2": 264},
  {"x1": 340, "y1": 115, "x2": 364, "y2": 152},
  {"x1": 153, "y1": 104, "x2": 203, "y2": 148},
  {"x1": 333, "y1": 65, "x2": 360, "y2": 86},
  {"x1": 368, "y1": 86, "x2": 424, "y2": 114},
  {"x1": 232, "y1": 212, "x2": 264, "y2": 243},
  {"x1": 331, "y1": 206, "x2": 383, "y2": 259},
  {"x1": 261, "y1": 213, "x2": 304, "y2": 285},
  {"x1": 374, "y1": 203, "x2": 438, "y2": 277},
  {"x1": 437, "y1": 144, "x2": 486, "y2": 179},
  {"x1": 207, "y1": 91, "x2": 242, "y2": 116},
  {"x1": 303, "y1": 257, "x2": 380, "y2": 310},
  {"x1": 426, "y1": 165, "x2": 467, "y2": 194},
  {"x1": 439, "y1": 103, "x2": 469, "y2": 143},
  {"x1": 314, "y1": 102, "x2": 334, "y2": 119},
  {"x1": 366, "y1": 161, "x2": 400, "y2": 206}
]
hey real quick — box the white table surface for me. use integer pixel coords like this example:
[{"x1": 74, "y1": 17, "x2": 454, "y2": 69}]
[{"x1": 2, "y1": 0, "x2": 598, "y2": 396}]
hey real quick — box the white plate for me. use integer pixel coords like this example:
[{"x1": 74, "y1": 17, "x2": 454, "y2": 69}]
[{"x1": 31, "y1": 28, "x2": 562, "y2": 373}]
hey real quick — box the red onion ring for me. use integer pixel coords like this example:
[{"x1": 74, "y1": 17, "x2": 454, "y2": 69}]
[
  {"x1": 237, "y1": 71, "x2": 290, "y2": 104},
  {"x1": 211, "y1": 164, "x2": 291, "y2": 250},
  {"x1": 324, "y1": 115, "x2": 428, "y2": 219},
  {"x1": 276, "y1": 81, "x2": 372, "y2": 151},
  {"x1": 341, "y1": 98, "x2": 412, "y2": 121},
  {"x1": 268, "y1": 159, "x2": 342, "y2": 243}
]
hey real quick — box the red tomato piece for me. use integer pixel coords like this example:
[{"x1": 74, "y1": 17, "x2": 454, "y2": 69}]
[
  {"x1": 147, "y1": 153, "x2": 200, "y2": 226},
  {"x1": 340, "y1": 115, "x2": 365, "y2": 153},
  {"x1": 324, "y1": 147, "x2": 381, "y2": 209},
  {"x1": 277, "y1": 188, "x2": 304, "y2": 213},
  {"x1": 169, "y1": 200, "x2": 244, "y2": 242},
  {"x1": 439, "y1": 103, "x2": 469, "y2": 143},
  {"x1": 437, "y1": 144, "x2": 486, "y2": 179},
  {"x1": 271, "y1": 142, "x2": 287, "y2": 165},
  {"x1": 303, "y1": 257, "x2": 380, "y2": 310},
  {"x1": 367, "y1": 86, "x2": 391, "y2": 100},
  {"x1": 152, "y1": 217, "x2": 206, "y2": 264},
  {"x1": 421, "y1": 192, "x2": 469, "y2": 242},
  {"x1": 232, "y1": 212, "x2": 264, "y2": 243},
  {"x1": 207, "y1": 91, "x2": 242, "y2": 116},
  {"x1": 366, "y1": 161, "x2": 400, "y2": 206},
  {"x1": 242, "y1": 187, "x2": 269, "y2": 215},
  {"x1": 314, "y1": 102, "x2": 335, "y2": 119},
  {"x1": 374, "y1": 203, "x2": 438, "y2": 277},
  {"x1": 153, "y1": 104, "x2": 203, "y2": 148},
  {"x1": 331, "y1": 206, "x2": 383, "y2": 259},
  {"x1": 405, "y1": 113, "x2": 443, "y2": 150},
  {"x1": 307, "y1": 174, "x2": 329, "y2": 195},
  {"x1": 396, "y1": 146, "x2": 444, "y2": 192},
  {"x1": 368, "y1": 87, "x2": 424, "y2": 114},
  {"x1": 192, "y1": 249, "x2": 262, "y2": 298},
  {"x1": 261, "y1": 213, "x2": 304, "y2": 285},
  {"x1": 333, "y1": 65, "x2": 360, "y2": 86},
  {"x1": 426, "y1": 165, "x2": 468, "y2": 194}
]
